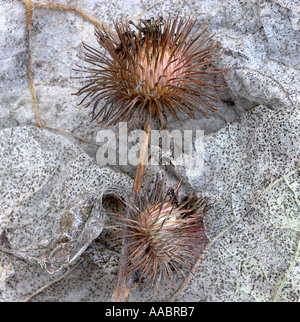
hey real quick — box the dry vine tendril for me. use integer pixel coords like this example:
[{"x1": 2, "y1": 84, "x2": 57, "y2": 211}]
[{"x1": 74, "y1": 15, "x2": 228, "y2": 301}]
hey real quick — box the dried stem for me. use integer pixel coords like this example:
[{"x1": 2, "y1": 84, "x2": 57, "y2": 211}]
[
  {"x1": 22, "y1": 259, "x2": 83, "y2": 302},
  {"x1": 111, "y1": 223, "x2": 133, "y2": 302},
  {"x1": 22, "y1": 0, "x2": 117, "y2": 129},
  {"x1": 133, "y1": 119, "x2": 152, "y2": 194},
  {"x1": 111, "y1": 118, "x2": 152, "y2": 302},
  {"x1": 23, "y1": 0, "x2": 44, "y2": 128},
  {"x1": 34, "y1": 2, "x2": 117, "y2": 38}
]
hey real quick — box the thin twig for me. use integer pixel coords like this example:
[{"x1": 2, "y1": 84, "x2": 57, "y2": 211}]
[
  {"x1": 34, "y1": 2, "x2": 117, "y2": 38},
  {"x1": 22, "y1": 259, "x2": 83, "y2": 302},
  {"x1": 272, "y1": 239, "x2": 300, "y2": 302},
  {"x1": 22, "y1": 0, "x2": 117, "y2": 130},
  {"x1": 168, "y1": 251, "x2": 206, "y2": 302},
  {"x1": 23, "y1": 0, "x2": 44, "y2": 128},
  {"x1": 111, "y1": 224, "x2": 133, "y2": 302},
  {"x1": 44, "y1": 126, "x2": 95, "y2": 144}
]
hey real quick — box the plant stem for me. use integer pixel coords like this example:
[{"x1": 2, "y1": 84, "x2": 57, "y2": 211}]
[
  {"x1": 111, "y1": 119, "x2": 152, "y2": 302},
  {"x1": 111, "y1": 223, "x2": 133, "y2": 302},
  {"x1": 133, "y1": 119, "x2": 152, "y2": 194}
]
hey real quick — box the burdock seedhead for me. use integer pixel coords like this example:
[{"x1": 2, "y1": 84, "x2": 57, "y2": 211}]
[
  {"x1": 110, "y1": 178, "x2": 209, "y2": 292},
  {"x1": 75, "y1": 15, "x2": 228, "y2": 128},
  {"x1": 73, "y1": 15, "x2": 221, "y2": 300}
]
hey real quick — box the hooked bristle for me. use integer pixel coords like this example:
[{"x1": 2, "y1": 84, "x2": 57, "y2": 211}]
[
  {"x1": 109, "y1": 178, "x2": 210, "y2": 292},
  {"x1": 74, "y1": 15, "x2": 228, "y2": 128}
]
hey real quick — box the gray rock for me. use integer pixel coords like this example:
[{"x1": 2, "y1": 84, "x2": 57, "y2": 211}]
[{"x1": 0, "y1": 0, "x2": 299, "y2": 302}]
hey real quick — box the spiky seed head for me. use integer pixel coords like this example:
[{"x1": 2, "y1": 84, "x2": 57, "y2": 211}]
[
  {"x1": 74, "y1": 15, "x2": 228, "y2": 128},
  {"x1": 110, "y1": 178, "x2": 209, "y2": 291}
]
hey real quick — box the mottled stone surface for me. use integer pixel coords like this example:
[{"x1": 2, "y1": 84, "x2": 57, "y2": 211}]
[{"x1": 0, "y1": 0, "x2": 299, "y2": 302}]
